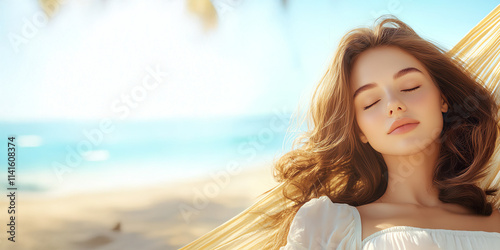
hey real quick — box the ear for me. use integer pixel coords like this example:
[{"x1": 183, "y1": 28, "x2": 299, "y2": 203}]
[
  {"x1": 359, "y1": 132, "x2": 368, "y2": 144},
  {"x1": 440, "y1": 94, "x2": 449, "y2": 113}
]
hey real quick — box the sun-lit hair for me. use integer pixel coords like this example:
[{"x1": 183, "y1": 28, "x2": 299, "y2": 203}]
[{"x1": 260, "y1": 15, "x2": 500, "y2": 249}]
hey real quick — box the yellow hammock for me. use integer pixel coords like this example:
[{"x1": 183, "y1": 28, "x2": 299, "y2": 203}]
[{"x1": 181, "y1": 4, "x2": 500, "y2": 249}]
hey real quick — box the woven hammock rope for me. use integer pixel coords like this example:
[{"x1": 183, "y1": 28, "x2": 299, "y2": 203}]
[{"x1": 181, "y1": 4, "x2": 500, "y2": 249}]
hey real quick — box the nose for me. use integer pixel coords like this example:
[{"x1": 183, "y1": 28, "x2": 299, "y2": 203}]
[{"x1": 387, "y1": 96, "x2": 406, "y2": 116}]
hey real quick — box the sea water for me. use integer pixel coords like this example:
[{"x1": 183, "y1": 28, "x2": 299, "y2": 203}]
[{"x1": 0, "y1": 114, "x2": 300, "y2": 196}]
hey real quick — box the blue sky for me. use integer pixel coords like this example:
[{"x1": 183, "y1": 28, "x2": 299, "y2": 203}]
[{"x1": 0, "y1": 0, "x2": 498, "y2": 121}]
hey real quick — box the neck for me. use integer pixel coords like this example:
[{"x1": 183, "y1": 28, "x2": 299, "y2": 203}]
[{"x1": 378, "y1": 140, "x2": 443, "y2": 207}]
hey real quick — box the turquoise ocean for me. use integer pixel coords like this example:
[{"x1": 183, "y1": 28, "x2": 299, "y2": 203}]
[{"x1": 0, "y1": 114, "x2": 300, "y2": 196}]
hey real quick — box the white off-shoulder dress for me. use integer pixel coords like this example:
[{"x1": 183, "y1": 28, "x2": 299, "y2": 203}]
[{"x1": 280, "y1": 196, "x2": 500, "y2": 250}]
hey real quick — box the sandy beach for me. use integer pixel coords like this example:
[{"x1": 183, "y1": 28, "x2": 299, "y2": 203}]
[{"x1": 0, "y1": 164, "x2": 278, "y2": 250}]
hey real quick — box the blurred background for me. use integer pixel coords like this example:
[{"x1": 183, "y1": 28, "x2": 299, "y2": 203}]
[{"x1": 0, "y1": 0, "x2": 498, "y2": 249}]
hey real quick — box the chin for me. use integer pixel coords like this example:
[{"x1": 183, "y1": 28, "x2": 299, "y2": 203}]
[{"x1": 375, "y1": 139, "x2": 432, "y2": 155}]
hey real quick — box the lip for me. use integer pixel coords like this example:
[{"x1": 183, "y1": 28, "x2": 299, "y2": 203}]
[{"x1": 388, "y1": 118, "x2": 420, "y2": 134}]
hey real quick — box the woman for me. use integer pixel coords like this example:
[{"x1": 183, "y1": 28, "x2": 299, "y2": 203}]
[
  {"x1": 180, "y1": 7, "x2": 500, "y2": 250},
  {"x1": 272, "y1": 16, "x2": 500, "y2": 249}
]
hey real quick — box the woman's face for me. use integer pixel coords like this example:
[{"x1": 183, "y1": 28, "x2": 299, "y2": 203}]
[{"x1": 350, "y1": 46, "x2": 448, "y2": 155}]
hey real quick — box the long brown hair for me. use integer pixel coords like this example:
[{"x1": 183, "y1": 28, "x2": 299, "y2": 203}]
[{"x1": 262, "y1": 16, "x2": 500, "y2": 249}]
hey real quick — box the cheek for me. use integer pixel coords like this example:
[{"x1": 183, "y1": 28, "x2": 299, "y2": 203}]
[
  {"x1": 356, "y1": 110, "x2": 384, "y2": 136},
  {"x1": 409, "y1": 89, "x2": 445, "y2": 133},
  {"x1": 410, "y1": 88, "x2": 442, "y2": 113}
]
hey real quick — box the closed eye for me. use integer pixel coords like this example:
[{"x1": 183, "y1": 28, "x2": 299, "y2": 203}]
[
  {"x1": 402, "y1": 86, "x2": 420, "y2": 92},
  {"x1": 363, "y1": 86, "x2": 421, "y2": 110},
  {"x1": 363, "y1": 100, "x2": 380, "y2": 110}
]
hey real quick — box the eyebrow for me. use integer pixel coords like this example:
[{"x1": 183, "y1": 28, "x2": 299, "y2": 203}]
[{"x1": 352, "y1": 67, "x2": 423, "y2": 99}]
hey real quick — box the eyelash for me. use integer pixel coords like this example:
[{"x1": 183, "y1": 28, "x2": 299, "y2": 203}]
[{"x1": 363, "y1": 86, "x2": 421, "y2": 110}]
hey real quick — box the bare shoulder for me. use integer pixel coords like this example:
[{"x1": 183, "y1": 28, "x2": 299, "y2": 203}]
[
  {"x1": 356, "y1": 201, "x2": 416, "y2": 219},
  {"x1": 356, "y1": 203, "x2": 500, "y2": 241},
  {"x1": 488, "y1": 207, "x2": 500, "y2": 230},
  {"x1": 476, "y1": 207, "x2": 500, "y2": 233},
  {"x1": 355, "y1": 202, "x2": 416, "y2": 241}
]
